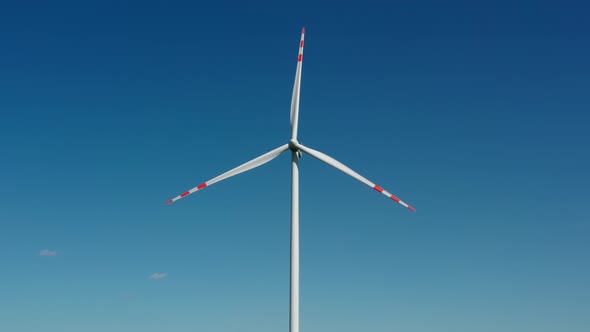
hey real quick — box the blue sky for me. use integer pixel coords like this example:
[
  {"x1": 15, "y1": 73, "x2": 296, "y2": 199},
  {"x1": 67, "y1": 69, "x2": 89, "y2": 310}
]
[{"x1": 1, "y1": 1, "x2": 589, "y2": 331}]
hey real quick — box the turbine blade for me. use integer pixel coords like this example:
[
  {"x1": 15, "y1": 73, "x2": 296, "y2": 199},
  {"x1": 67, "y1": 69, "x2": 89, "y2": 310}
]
[
  {"x1": 296, "y1": 143, "x2": 415, "y2": 212},
  {"x1": 166, "y1": 144, "x2": 289, "y2": 204},
  {"x1": 290, "y1": 27, "x2": 305, "y2": 140}
]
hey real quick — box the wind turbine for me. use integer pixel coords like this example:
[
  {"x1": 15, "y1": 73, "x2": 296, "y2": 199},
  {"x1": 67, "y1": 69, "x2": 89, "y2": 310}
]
[{"x1": 166, "y1": 28, "x2": 415, "y2": 332}]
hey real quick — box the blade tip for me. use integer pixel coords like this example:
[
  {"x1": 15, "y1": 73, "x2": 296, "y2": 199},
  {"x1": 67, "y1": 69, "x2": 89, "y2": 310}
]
[
  {"x1": 408, "y1": 206, "x2": 416, "y2": 212},
  {"x1": 165, "y1": 200, "x2": 173, "y2": 205},
  {"x1": 302, "y1": 27, "x2": 305, "y2": 34}
]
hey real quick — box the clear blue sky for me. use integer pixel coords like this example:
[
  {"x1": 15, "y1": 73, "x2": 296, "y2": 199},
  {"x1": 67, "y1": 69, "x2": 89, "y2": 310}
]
[{"x1": 1, "y1": 1, "x2": 589, "y2": 331}]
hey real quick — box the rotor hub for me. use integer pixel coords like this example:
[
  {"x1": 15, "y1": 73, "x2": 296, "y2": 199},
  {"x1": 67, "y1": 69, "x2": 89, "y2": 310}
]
[{"x1": 288, "y1": 139, "x2": 300, "y2": 151}]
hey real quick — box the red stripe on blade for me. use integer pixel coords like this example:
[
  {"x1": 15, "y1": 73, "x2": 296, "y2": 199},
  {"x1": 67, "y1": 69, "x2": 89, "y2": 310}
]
[
  {"x1": 298, "y1": 54, "x2": 303, "y2": 62},
  {"x1": 180, "y1": 191, "x2": 190, "y2": 197},
  {"x1": 407, "y1": 206, "x2": 416, "y2": 212},
  {"x1": 197, "y1": 183, "x2": 207, "y2": 190},
  {"x1": 302, "y1": 27, "x2": 305, "y2": 34},
  {"x1": 373, "y1": 185, "x2": 383, "y2": 193},
  {"x1": 300, "y1": 40, "x2": 304, "y2": 48},
  {"x1": 389, "y1": 195, "x2": 400, "y2": 202},
  {"x1": 165, "y1": 200, "x2": 173, "y2": 205}
]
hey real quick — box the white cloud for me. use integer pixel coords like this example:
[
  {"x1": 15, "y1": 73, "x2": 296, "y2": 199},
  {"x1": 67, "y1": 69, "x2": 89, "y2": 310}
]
[
  {"x1": 149, "y1": 273, "x2": 167, "y2": 280},
  {"x1": 39, "y1": 249, "x2": 57, "y2": 257}
]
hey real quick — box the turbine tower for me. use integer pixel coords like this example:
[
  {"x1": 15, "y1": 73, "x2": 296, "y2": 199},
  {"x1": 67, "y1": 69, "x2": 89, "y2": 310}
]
[{"x1": 166, "y1": 28, "x2": 415, "y2": 332}]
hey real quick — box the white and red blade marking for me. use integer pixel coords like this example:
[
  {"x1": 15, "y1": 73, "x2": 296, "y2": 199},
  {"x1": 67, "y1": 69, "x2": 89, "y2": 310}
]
[
  {"x1": 298, "y1": 27, "x2": 305, "y2": 62},
  {"x1": 290, "y1": 27, "x2": 305, "y2": 140},
  {"x1": 166, "y1": 144, "x2": 290, "y2": 205},
  {"x1": 166, "y1": 182, "x2": 208, "y2": 205},
  {"x1": 296, "y1": 143, "x2": 415, "y2": 212},
  {"x1": 372, "y1": 185, "x2": 416, "y2": 212}
]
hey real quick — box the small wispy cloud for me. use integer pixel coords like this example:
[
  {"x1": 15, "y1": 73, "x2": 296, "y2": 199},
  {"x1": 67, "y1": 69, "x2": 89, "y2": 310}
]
[
  {"x1": 149, "y1": 273, "x2": 167, "y2": 280},
  {"x1": 39, "y1": 249, "x2": 57, "y2": 257}
]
